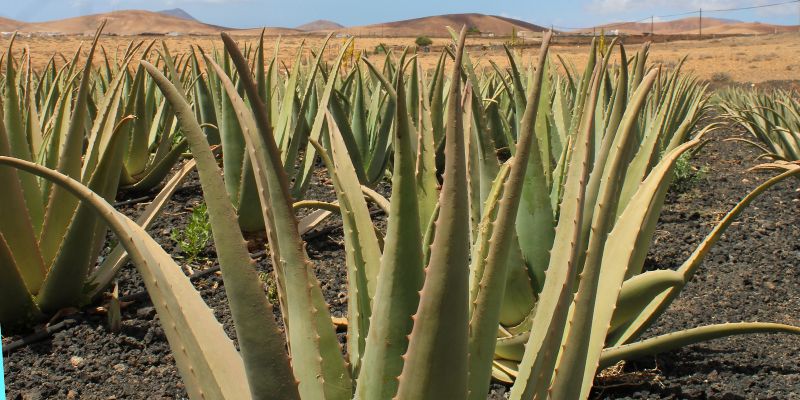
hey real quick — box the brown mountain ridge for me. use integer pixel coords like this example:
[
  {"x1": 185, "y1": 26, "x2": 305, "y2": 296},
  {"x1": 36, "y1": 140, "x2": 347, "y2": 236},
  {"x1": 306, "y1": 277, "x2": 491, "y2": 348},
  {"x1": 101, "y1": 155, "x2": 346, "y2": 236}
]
[
  {"x1": 1, "y1": 11, "x2": 795, "y2": 37},
  {"x1": 296, "y1": 20, "x2": 345, "y2": 31},
  {"x1": 342, "y1": 13, "x2": 548, "y2": 36},
  {"x1": 589, "y1": 16, "x2": 798, "y2": 35},
  {"x1": 4, "y1": 10, "x2": 224, "y2": 35}
]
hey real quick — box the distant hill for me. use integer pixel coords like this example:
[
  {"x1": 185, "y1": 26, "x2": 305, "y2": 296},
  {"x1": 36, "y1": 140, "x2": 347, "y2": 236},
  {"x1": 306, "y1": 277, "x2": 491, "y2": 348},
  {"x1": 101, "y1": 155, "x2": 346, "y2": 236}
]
[
  {"x1": 587, "y1": 17, "x2": 797, "y2": 35},
  {"x1": 4, "y1": 11, "x2": 796, "y2": 37},
  {"x1": 158, "y1": 8, "x2": 198, "y2": 22},
  {"x1": 696, "y1": 21, "x2": 798, "y2": 35},
  {"x1": 0, "y1": 16, "x2": 24, "y2": 32},
  {"x1": 14, "y1": 10, "x2": 225, "y2": 35},
  {"x1": 343, "y1": 13, "x2": 548, "y2": 36},
  {"x1": 296, "y1": 19, "x2": 344, "y2": 31}
]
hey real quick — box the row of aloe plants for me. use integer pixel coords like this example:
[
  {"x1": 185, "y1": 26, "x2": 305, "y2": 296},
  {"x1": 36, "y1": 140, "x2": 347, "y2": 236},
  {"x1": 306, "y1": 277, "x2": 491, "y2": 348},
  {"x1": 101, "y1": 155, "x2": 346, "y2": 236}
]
[
  {"x1": 2, "y1": 24, "x2": 800, "y2": 399},
  {"x1": 0, "y1": 24, "x2": 197, "y2": 324},
  {"x1": 718, "y1": 88, "x2": 800, "y2": 161}
]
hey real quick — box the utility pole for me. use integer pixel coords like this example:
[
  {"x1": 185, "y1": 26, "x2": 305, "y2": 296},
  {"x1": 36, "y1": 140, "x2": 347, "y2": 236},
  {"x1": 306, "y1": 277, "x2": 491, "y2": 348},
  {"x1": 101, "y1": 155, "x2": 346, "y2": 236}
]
[
  {"x1": 699, "y1": 8, "x2": 703, "y2": 39},
  {"x1": 651, "y1": 15, "x2": 654, "y2": 36}
]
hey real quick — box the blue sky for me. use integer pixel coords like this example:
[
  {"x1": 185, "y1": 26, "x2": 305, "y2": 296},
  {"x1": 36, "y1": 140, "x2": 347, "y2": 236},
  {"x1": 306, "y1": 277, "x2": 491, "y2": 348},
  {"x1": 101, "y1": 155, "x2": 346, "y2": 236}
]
[{"x1": 3, "y1": 0, "x2": 799, "y2": 29}]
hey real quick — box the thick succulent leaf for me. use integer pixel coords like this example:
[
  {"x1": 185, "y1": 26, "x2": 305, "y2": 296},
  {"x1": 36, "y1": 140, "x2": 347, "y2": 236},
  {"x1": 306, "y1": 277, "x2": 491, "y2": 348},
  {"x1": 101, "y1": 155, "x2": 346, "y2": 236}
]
[
  {"x1": 236, "y1": 153, "x2": 267, "y2": 233},
  {"x1": 0, "y1": 111, "x2": 46, "y2": 293},
  {"x1": 120, "y1": 139, "x2": 188, "y2": 194},
  {"x1": 414, "y1": 60, "x2": 440, "y2": 231},
  {"x1": 294, "y1": 37, "x2": 354, "y2": 197},
  {"x1": 469, "y1": 163, "x2": 510, "y2": 314},
  {"x1": 0, "y1": 233, "x2": 42, "y2": 325},
  {"x1": 4, "y1": 36, "x2": 45, "y2": 234},
  {"x1": 124, "y1": 64, "x2": 151, "y2": 176},
  {"x1": 566, "y1": 136, "x2": 698, "y2": 399},
  {"x1": 87, "y1": 159, "x2": 197, "y2": 299},
  {"x1": 298, "y1": 208, "x2": 333, "y2": 235},
  {"x1": 503, "y1": 45, "x2": 526, "y2": 147},
  {"x1": 190, "y1": 47, "x2": 219, "y2": 141},
  {"x1": 447, "y1": 26, "x2": 500, "y2": 210},
  {"x1": 311, "y1": 113, "x2": 382, "y2": 374},
  {"x1": 609, "y1": 164, "x2": 800, "y2": 347},
  {"x1": 608, "y1": 270, "x2": 683, "y2": 334},
  {"x1": 467, "y1": 32, "x2": 552, "y2": 400},
  {"x1": 0, "y1": 156, "x2": 251, "y2": 400},
  {"x1": 356, "y1": 69, "x2": 425, "y2": 399},
  {"x1": 509, "y1": 65, "x2": 601, "y2": 400},
  {"x1": 286, "y1": 36, "x2": 336, "y2": 197},
  {"x1": 328, "y1": 90, "x2": 368, "y2": 183},
  {"x1": 39, "y1": 24, "x2": 103, "y2": 268},
  {"x1": 600, "y1": 323, "x2": 800, "y2": 369},
  {"x1": 350, "y1": 67, "x2": 369, "y2": 160},
  {"x1": 515, "y1": 77, "x2": 557, "y2": 294},
  {"x1": 36, "y1": 117, "x2": 128, "y2": 313},
  {"x1": 394, "y1": 27, "x2": 470, "y2": 400},
  {"x1": 142, "y1": 59, "x2": 301, "y2": 400},
  {"x1": 218, "y1": 57, "x2": 248, "y2": 204},
  {"x1": 491, "y1": 359, "x2": 520, "y2": 384},
  {"x1": 535, "y1": 60, "x2": 554, "y2": 182},
  {"x1": 216, "y1": 33, "x2": 353, "y2": 399},
  {"x1": 547, "y1": 69, "x2": 659, "y2": 400}
]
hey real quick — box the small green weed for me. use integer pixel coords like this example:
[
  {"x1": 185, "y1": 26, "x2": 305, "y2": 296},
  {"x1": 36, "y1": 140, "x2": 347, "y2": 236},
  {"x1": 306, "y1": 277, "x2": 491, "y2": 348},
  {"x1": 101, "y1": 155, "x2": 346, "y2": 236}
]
[
  {"x1": 671, "y1": 152, "x2": 708, "y2": 193},
  {"x1": 374, "y1": 43, "x2": 388, "y2": 54},
  {"x1": 171, "y1": 203, "x2": 212, "y2": 263}
]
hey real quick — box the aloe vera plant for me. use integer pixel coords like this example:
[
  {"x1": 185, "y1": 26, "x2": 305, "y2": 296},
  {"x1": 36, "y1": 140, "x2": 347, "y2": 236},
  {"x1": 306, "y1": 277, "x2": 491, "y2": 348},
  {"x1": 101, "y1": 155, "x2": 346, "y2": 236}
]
[
  {"x1": 440, "y1": 38, "x2": 800, "y2": 397},
  {"x1": 718, "y1": 88, "x2": 800, "y2": 161},
  {"x1": 0, "y1": 27, "x2": 193, "y2": 326},
  {"x1": 117, "y1": 41, "x2": 189, "y2": 194},
  {"x1": 188, "y1": 32, "x2": 410, "y2": 231},
  {"x1": 139, "y1": 29, "x2": 800, "y2": 399},
  {"x1": 3, "y1": 26, "x2": 799, "y2": 400}
]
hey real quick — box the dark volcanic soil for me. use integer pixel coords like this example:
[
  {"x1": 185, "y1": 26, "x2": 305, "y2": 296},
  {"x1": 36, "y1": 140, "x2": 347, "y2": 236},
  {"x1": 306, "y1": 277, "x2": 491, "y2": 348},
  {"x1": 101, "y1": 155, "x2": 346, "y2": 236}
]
[{"x1": 3, "y1": 114, "x2": 800, "y2": 399}]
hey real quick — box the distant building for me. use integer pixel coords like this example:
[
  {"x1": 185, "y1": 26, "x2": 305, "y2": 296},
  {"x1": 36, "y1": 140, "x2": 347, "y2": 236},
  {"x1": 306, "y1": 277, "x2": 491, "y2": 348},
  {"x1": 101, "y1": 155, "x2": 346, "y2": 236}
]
[
  {"x1": 480, "y1": 32, "x2": 495, "y2": 38},
  {"x1": 167, "y1": 32, "x2": 183, "y2": 37},
  {"x1": 516, "y1": 30, "x2": 540, "y2": 38}
]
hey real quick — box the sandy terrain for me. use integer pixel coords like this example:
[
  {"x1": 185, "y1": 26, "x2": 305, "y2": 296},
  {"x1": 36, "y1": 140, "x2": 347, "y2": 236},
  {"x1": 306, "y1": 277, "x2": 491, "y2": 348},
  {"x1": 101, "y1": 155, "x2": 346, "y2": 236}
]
[{"x1": 2, "y1": 30, "x2": 797, "y2": 83}]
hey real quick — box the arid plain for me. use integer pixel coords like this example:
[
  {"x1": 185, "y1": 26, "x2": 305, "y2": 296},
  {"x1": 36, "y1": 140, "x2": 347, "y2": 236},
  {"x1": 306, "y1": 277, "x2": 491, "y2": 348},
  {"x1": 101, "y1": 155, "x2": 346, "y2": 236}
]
[{"x1": 3, "y1": 31, "x2": 798, "y2": 83}]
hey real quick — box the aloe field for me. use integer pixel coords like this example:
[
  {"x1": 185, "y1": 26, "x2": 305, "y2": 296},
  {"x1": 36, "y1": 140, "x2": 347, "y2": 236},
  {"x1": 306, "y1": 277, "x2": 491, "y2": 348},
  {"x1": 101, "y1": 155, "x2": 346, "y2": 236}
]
[{"x1": 1, "y1": 21, "x2": 799, "y2": 400}]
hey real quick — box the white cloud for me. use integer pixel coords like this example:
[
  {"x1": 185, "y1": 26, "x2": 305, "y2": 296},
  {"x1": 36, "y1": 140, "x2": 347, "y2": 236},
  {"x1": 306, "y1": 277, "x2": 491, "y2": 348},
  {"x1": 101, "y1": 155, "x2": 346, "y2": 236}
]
[
  {"x1": 586, "y1": 0, "x2": 778, "y2": 14},
  {"x1": 167, "y1": 0, "x2": 252, "y2": 3},
  {"x1": 70, "y1": 0, "x2": 250, "y2": 6}
]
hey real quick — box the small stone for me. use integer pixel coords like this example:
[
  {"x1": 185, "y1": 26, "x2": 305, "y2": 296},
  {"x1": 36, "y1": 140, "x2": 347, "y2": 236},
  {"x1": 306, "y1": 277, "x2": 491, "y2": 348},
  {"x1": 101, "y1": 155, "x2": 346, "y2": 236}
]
[
  {"x1": 23, "y1": 390, "x2": 43, "y2": 400},
  {"x1": 70, "y1": 356, "x2": 84, "y2": 368},
  {"x1": 113, "y1": 363, "x2": 127, "y2": 372},
  {"x1": 721, "y1": 393, "x2": 745, "y2": 400},
  {"x1": 136, "y1": 306, "x2": 156, "y2": 319},
  {"x1": 67, "y1": 390, "x2": 79, "y2": 399}
]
